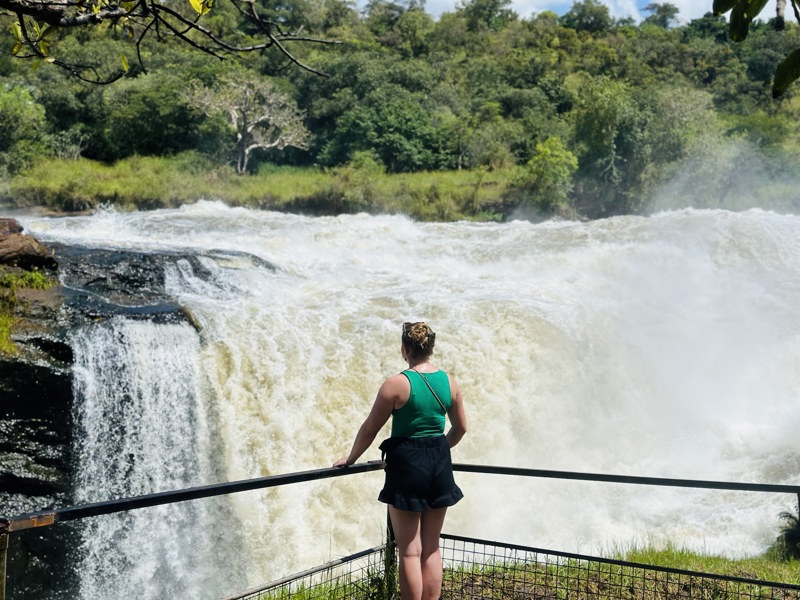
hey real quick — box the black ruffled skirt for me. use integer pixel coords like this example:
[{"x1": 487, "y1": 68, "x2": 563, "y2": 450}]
[{"x1": 378, "y1": 435, "x2": 464, "y2": 512}]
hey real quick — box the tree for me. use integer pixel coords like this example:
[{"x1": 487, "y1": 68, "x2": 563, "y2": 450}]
[
  {"x1": 511, "y1": 137, "x2": 578, "y2": 215},
  {"x1": 560, "y1": 0, "x2": 612, "y2": 34},
  {"x1": 0, "y1": 84, "x2": 47, "y2": 174},
  {"x1": 0, "y1": 0, "x2": 337, "y2": 83},
  {"x1": 319, "y1": 83, "x2": 444, "y2": 172},
  {"x1": 712, "y1": 0, "x2": 800, "y2": 97},
  {"x1": 643, "y1": 3, "x2": 680, "y2": 28},
  {"x1": 189, "y1": 74, "x2": 311, "y2": 174},
  {"x1": 458, "y1": 0, "x2": 516, "y2": 32},
  {"x1": 95, "y1": 72, "x2": 204, "y2": 161}
]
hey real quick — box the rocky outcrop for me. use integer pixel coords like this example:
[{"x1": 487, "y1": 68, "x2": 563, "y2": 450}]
[
  {"x1": 0, "y1": 218, "x2": 201, "y2": 600},
  {"x1": 0, "y1": 217, "x2": 275, "y2": 598},
  {"x1": 1, "y1": 219, "x2": 201, "y2": 514},
  {"x1": 0, "y1": 220, "x2": 68, "y2": 514},
  {"x1": 0, "y1": 219, "x2": 72, "y2": 600},
  {"x1": 0, "y1": 232, "x2": 58, "y2": 271}
]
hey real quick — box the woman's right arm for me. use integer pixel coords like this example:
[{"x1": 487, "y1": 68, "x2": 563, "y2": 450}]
[
  {"x1": 333, "y1": 374, "x2": 407, "y2": 467},
  {"x1": 445, "y1": 375, "x2": 467, "y2": 448}
]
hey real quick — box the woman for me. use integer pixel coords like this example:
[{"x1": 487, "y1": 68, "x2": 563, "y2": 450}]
[{"x1": 334, "y1": 321, "x2": 467, "y2": 600}]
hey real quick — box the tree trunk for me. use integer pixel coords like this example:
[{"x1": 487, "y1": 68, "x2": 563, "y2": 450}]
[
  {"x1": 236, "y1": 119, "x2": 249, "y2": 175},
  {"x1": 776, "y1": 0, "x2": 786, "y2": 30}
]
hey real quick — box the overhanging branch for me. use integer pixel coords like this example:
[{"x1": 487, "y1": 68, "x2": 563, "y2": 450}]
[{"x1": 2, "y1": 0, "x2": 338, "y2": 82}]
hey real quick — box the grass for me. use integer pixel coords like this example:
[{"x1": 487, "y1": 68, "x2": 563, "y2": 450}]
[
  {"x1": 239, "y1": 542, "x2": 800, "y2": 600},
  {"x1": 0, "y1": 311, "x2": 15, "y2": 354},
  {"x1": 5, "y1": 154, "x2": 517, "y2": 221},
  {"x1": 440, "y1": 559, "x2": 796, "y2": 599},
  {"x1": 0, "y1": 267, "x2": 58, "y2": 355},
  {"x1": 441, "y1": 544, "x2": 800, "y2": 599},
  {"x1": 0, "y1": 267, "x2": 55, "y2": 290},
  {"x1": 619, "y1": 544, "x2": 800, "y2": 583}
]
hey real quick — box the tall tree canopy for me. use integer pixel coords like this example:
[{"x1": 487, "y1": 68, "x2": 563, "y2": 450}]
[
  {"x1": 643, "y1": 3, "x2": 680, "y2": 28},
  {"x1": 3, "y1": 0, "x2": 800, "y2": 219}
]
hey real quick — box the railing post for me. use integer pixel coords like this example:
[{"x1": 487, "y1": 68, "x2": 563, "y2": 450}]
[{"x1": 0, "y1": 531, "x2": 8, "y2": 600}]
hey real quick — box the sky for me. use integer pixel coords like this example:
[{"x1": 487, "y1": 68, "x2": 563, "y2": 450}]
[{"x1": 415, "y1": 0, "x2": 780, "y2": 24}]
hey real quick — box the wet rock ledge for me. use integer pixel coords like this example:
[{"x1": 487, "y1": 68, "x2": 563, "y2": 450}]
[
  {"x1": 0, "y1": 217, "x2": 197, "y2": 516},
  {"x1": 0, "y1": 218, "x2": 69, "y2": 514},
  {"x1": 1, "y1": 216, "x2": 203, "y2": 600}
]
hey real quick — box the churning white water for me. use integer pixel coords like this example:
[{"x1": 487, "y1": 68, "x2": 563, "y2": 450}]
[
  {"x1": 69, "y1": 320, "x2": 240, "y2": 599},
  {"x1": 18, "y1": 203, "x2": 800, "y2": 599}
]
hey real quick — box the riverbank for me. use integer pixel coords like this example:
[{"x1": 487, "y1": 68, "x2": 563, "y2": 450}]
[{"x1": 2, "y1": 154, "x2": 534, "y2": 222}]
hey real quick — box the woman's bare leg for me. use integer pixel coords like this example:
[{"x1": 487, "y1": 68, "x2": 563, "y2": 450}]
[
  {"x1": 389, "y1": 507, "x2": 423, "y2": 599},
  {"x1": 389, "y1": 506, "x2": 447, "y2": 600},
  {"x1": 419, "y1": 507, "x2": 447, "y2": 600}
]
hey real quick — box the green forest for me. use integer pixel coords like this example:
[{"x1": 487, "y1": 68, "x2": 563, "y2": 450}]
[{"x1": 2, "y1": 0, "x2": 800, "y2": 221}]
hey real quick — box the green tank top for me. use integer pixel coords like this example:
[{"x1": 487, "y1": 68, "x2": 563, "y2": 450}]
[{"x1": 391, "y1": 370, "x2": 452, "y2": 438}]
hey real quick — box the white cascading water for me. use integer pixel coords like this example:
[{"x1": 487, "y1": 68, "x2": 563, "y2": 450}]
[{"x1": 19, "y1": 202, "x2": 800, "y2": 599}]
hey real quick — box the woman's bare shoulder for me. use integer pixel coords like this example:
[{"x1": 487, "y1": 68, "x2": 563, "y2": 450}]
[{"x1": 379, "y1": 372, "x2": 411, "y2": 399}]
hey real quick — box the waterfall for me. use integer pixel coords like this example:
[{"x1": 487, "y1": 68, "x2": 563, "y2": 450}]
[
  {"x1": 70, "y1": 319, "x2": 242, "y2": 599},
  {"x1": 21, "y1": 203, "x2": 800, "y2": 599}
]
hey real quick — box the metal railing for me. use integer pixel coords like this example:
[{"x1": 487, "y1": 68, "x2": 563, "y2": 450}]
[
  {"x1": 2, "y1": 463, "x2": 800, "y2": 599},
  {"x1": 438, "y1": 534, "x2": 800, "y2": 599},
  {"x1": 234, "y1": 533, "x2": 800, "y2": 600}
]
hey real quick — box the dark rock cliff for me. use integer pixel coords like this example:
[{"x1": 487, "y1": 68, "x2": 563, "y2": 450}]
[
  {"x1": 0, "y1": 218, "x2": 196, "y2": 600},
  {"x1": 0, "y1": 216, "x2": 270, "y2": 598}
]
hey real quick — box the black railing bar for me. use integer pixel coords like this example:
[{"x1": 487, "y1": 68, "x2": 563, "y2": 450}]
[
  {"x1": 0, "y1": 461, "x2": 384, "y2": 534},
  {"x1": 4, "y1": 461, "x2": 799, "y2": 536},
  {"x1": 454, "y1": 463, "x2": 800, "y2": 494},
  {"x1": 221, "y1": 543, "x2": 389, "y2": 600},
  {"x1": 440, "y1": 532, "x2": 800, "y2": 590}
]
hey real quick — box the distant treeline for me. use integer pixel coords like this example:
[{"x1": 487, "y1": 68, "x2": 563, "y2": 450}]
[{"x1": 2, "y1": 1, "x2": 800, "y2": 220}]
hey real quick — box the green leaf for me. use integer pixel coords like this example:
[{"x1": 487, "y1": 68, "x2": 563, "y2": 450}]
[
  {"x1": 743, "y1": 0, "x2": 769, "y2": 19},
  {"x1": 713, "y1": 0, "x2": 737, "y2": 15},
  {"x1": 12, "y1": 21, "x2": 22, "y2": 42},
  {"x1": 40, "y1": 25, "x2": 58, "y2": 39},
  {"x1": 728, "y1": 0, "x2": 769, "y2": 42},
  {"x1": 11, "y1": 41, "x2": 22, "y2": 56},
  {"x1": 120, "y1": 53, "x2": 129, "y2": 72},
  {"x1": 729, "y1": 4, "x2": 749, "y2": 41},
  {"x1": 772, "y1": 48, "x2": 800, "y2": 98}
]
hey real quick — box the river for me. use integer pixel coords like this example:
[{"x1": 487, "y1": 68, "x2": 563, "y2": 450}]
[{"x1": 17, "y1": 202, "x2": 800, "y2": 599}]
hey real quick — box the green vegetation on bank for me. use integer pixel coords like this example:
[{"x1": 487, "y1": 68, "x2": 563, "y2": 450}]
[
  {"x1": 441, "y1": 549, "x2": 800, "y2": 599},
  {"x1": 7, "y1": 155, "x2": 516, "y2": 221},
  {"x1": 3, "y1": 2, "x2": 800, "y2": 221},
  {"x1": 620, "y1": 543, "x2": 800, "y2": 583},
  {"x1": 0, "y1": 267, "x2": 57, "y2": 354}
]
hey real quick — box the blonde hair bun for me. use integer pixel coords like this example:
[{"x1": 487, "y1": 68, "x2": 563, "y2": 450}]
[{"x1": 402, "y1": 322, "x2": 436, "y2": 358}]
